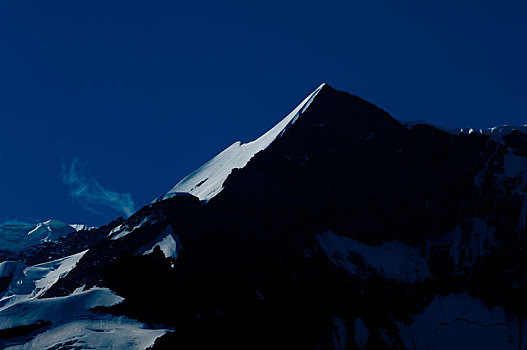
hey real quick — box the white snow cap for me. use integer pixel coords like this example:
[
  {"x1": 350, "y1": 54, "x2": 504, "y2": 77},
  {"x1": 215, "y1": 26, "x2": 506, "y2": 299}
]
[{"x1": 157, "y1": 83, "x2": 326, "y2": 202}]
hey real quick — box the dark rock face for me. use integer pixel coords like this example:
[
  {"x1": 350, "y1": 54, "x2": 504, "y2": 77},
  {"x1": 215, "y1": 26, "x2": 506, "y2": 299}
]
[
  {"x1": 0, "y1": 320, "x2": 51, "y2": 345},
  {"x1": 45, "y1": 195, "x2": 201, "y2": 298},
  {"x1": 8, "y1": 84, "x2": 527, "y2": 349},
  {"x1": 215, "y1": 85, "x2": 492, "y2": 245}
]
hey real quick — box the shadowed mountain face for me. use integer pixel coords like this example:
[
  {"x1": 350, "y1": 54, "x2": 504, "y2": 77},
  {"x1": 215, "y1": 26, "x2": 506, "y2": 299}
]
[
  {"x1": 3, "y1": 84, "x2": 527, "y2": 349},
  {"x1": 214, "y1": 85, "x2": 492, "y2": 244}
]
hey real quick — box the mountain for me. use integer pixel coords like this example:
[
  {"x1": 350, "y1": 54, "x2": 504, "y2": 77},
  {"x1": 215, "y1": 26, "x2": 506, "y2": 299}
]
[
  {"x1": 0, "y1": 220, "x2": 93, "y2": 253},
  {"x1": 157, "y1": 83, "x2": 326, "y2": 202},
  {"x1": 2, "y1": 83, "x2": 527, "y2": 349}
]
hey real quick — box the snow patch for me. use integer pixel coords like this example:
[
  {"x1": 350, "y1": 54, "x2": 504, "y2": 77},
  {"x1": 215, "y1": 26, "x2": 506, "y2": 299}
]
[
  {"x1": 70, "y1": 224, "x2": 95, "y2": 232},
  {"x1": 144, "y1": 234, "x2": 178, "y2": 259},
  {"x1": 398, "y1": 294, "x2": 526, "y2": 350},
  {"x1": 139, "y1": 225, "x2": 180, "y2": 259},
  {"x1": 316, "y1": 231, "x2": 430, "y2": 282},
  {"x1": 108, "y1": 224, "x2": 123, "y2": 236},
  {"x1": 403, "y1": 121, "x2": 527, "y2": 142},
  {"x1": 110, "y1": 217, "x2": 150, "y2": 241},
  {"x1": 111, "y1": 229, "x2": 131, "y2": 240}
]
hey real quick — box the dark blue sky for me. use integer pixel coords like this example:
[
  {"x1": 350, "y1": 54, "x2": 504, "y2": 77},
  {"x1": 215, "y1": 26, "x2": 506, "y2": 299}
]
[{"x1": 1, "y1": 1, "x2": 525, "y2": 226}]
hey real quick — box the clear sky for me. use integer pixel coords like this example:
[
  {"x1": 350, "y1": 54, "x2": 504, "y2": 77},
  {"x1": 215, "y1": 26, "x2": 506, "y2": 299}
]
[{"x1": 0, "y1": 1, "x2": 525, "y2": 226}]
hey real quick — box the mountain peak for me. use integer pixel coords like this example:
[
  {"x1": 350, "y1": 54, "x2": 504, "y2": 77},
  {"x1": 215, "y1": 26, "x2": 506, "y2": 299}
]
[{"x1": 156, "y1": 83, "x2": 327, "y2": 202}]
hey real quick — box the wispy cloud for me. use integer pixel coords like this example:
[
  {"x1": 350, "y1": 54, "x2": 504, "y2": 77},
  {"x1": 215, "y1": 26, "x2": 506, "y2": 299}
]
[{"x1": 61, "y1": 157, "x2": 135, "y2": 217}]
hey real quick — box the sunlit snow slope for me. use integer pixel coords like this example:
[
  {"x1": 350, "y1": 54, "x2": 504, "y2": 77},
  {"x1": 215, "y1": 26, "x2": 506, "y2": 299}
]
[
  {"x1": 0, "y1": 250, "x2": 87, "y2": 310},
  {"x1": 157, "y1": 83, "x2": 326, "y2": 202}
]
